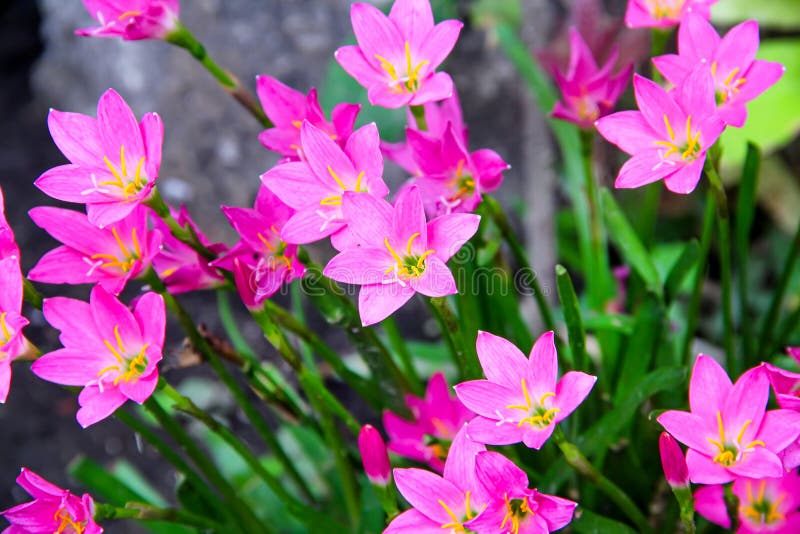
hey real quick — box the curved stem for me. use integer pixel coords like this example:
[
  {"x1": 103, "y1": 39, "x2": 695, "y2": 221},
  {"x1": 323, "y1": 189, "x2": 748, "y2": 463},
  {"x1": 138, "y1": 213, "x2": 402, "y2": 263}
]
[
  {"x1": 166, "y1": 23, "x2": 272, "y2": 128},
  {"x1": 552, "y1": 428, "x2": 652, "y2": 533},
  {"x1": 410, "y1": 105, "x2": 427, "y2": 131},
  {"x1": 428, "y1": 296, "x2": 476, "y2": 379},
  {"x1": 383, "y1": 316, "x2": 423, "y2": 394},
  {"x1": 94, "y1": 502, "x2": 224, "y2": 530}
]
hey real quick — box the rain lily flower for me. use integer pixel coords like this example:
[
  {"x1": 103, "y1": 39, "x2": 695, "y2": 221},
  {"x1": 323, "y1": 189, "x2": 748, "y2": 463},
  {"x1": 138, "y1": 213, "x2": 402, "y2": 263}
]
[
  {"x1": 466, "y1": 451, "x2": 577, "y2": 534},
  {"x1": 694, "y1": 472, "x2": 800, "y2": 532},
  {"x1": 552, "y1": 28, "x2": 633, "y2": 129},
  {"x1": 261, "y1": 121, "x2": 390, "y2": 248},
  {"x1": 335, "y1": 0, "x2": 462, "y2": 108},
  {"x1": 454, "y1": 331, "x2": 597, "y2": 449},
  {"x1": 359, "y1": 425, "x2": 392, "y2": 486},
  {"x1": 151, "y1": 206, "x2": 227, "y2": 294},
  {"x1": 653, "y1": 15, "x2": 784, "y2": 127},
  {"x1": 659, "y1": 432, "x2": 689, "y2": 488},
  {"x1": 32, "y1": 285, "x2": 165, "y2": 428},
  {"x1": 36, "y1": 89, "x2": 163, "y2": 228},
  {"x1": 28, "y1": 205, "x2": 161, "y2": 295},
  {"x1": 76, "y1": 0, "x2": 180, "y2": 40},
  {"x1": 383, "y1": 371, "x2": 475, "y2": 472},
  {"x1": 1, "y1": 468, "x2": 103, "y2": 534},
  {"x1": 213, "y1": 186, "x2": 305, "y2": 305},
  {"x1": 0, "y1": 258, "x2": 29, "y2": 404},
  {"x1": 765, "y1": 355, "x2": 800, "y2": 469},
  {"x1": 657, "y1": 355, "x2": 800, "y2": 484},
  {"x1": 624, "y1": 0, "x2": 717, "y2": 29},
  {"x1": 256, "y1": 75, "x2": 360, "y2": 159},
  {"x1": 385, "y1": 426, "x2": 488, "y2": 533},
  {"x1": 595, "y1": 69, "x2": 726, "y2": 194},
  {"x1": 323, "y1": 185, "x2": 479, "y2": 326},
  {"x1": 401, "y1": 125, "x2": 508, "y2": 217}
]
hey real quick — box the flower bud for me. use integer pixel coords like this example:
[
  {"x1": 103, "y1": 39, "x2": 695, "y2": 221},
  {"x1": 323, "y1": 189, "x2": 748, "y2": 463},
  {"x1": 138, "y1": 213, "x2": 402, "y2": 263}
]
[
  {"x1": 359, "y1": 425, "x2": 391, "y2": 486},
  {"x1": 659, "y1": 432, "x2": 689, "y2": 488}
]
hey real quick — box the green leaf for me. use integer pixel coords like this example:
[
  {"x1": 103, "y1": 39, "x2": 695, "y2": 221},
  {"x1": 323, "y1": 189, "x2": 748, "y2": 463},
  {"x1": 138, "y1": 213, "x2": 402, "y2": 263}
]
[
  {"x1": 664, "y1": 240, "x2": 701, "y2": 303},
  {"x1": 583, "y1": 313, "x2": 635, "y2": 334},
  {"x1": 613, "y1": 293, "x2": 663, "y2": 404},
  {"x1": 556, "y1": 265, "x2": 586, "y2": 370},
  {"x1": 713, "y1": 0, "x2": 800, "y2": 30},
  {"x1": 721, "y1": 39, "x2": 800, "y2": 170},
  {"x1": 572, "y1": 508, "x2": 638, "y2": 534},
  {"x1": 601, "y1": 188, "x2": 662, "y2": 295}
]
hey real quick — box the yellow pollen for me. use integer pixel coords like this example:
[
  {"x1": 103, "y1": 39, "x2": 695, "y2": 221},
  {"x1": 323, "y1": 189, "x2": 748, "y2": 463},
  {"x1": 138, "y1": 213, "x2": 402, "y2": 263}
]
[
  {"x1": 319, "y1": 196, "x2": 342, "y2": 206},
  {"x1": 663, "y1": 114, "x2": 675, "y2": 140},
  {"x1": 291, "y1": 120, "x2": 303, "y2": 129},
  {"x1": 711, "y1": 61, "x2": 718, "y2": 77},
  {"x1": 117, "y1": 10, "x2": 142, "y2": 20},
  {"x1": 455, "y1": 159, "x2": 465, "y2": 178},
  {"x1": 100, "y1": 146, "x2": 147, "y2": 198}
]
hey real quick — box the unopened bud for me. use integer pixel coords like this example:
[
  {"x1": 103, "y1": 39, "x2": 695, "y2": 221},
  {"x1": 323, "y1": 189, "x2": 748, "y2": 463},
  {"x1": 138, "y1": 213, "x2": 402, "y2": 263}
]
[
  {"x1": 359, "y1": 424, "x2": 391, "y2": 486},
  {"x1": 659, "y1": 432, "x2": 689, "y2": 488}
]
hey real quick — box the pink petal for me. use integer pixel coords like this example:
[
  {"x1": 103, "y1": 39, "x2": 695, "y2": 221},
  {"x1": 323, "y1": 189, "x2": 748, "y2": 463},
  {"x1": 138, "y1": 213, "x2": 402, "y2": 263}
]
[
  {"x1": 334, "y1": 45, "x2": 383, "y2": 89},
  {"x1": 324, "y1": 248, "x2": 394, "y2": 285},
  {"x1": 464, "y1": 415, "x2": 523, "y2": 445},
  {"x1": 528, "y1": 331, "x2": 558, "y2": 390},
  {"x1": 350, "y1": 3, "x2": 404, "y2": 69},
  {"x1": 689, "y1": 354, "x2": 732, "y2": 421},
  {"x1": 522, "y1": 424, "x2": 556, "y2": 449},
  {"x1": 0, "y1": 361, "x2": 11, "y2": 403},
  {"x1": 384, "y1": 509, "x2": 440, "y2": 533},
  {"x1": 139, "y1": 111, "x2": 163, "y2": 178},
  {"x1": 341, "y1": 191, "x2": 393, "y2": 248},
  {"x1": 663, "y1": 157, "x2": 705, "y2": 194},
  {"x1": 258, "y1": 127, "x2": 300, "y2": 156},
  {"x1": 677, "y1": 13, "x2": 720, "y2": 62},
  {"x1": 443, "y1": 427, "x2": 486, "y2": 497},
  {"x1": 693, "y1": 484, "x2": 730, "y2": 528},
  {"x1": 368, "y1": 83, "x2": 415, "y2": 109},
  {"x1": 614, "y1": 150, "x2": 678, "y2": 189},
  {"x1": 389, "y1": 0, "x2": 434, "y2": 46},
  {"x1": 471, "y1": 149, "x2": 507, "y2": 192},
  {"x1": 301, "y1": 121, "x2": 356, "y2": 187},
  {"x1": 262, "y1": 161, "x2": 330, "y2": 210},
  {"x1": 454, "y1": 380, "x2": 519, "y2": 419},
  {"x1": 344, "y1": 122, "x2": 383, "y2": 182},
  {"x1": 77, "y1": 384, "x2": 128, "y2": 428},
  {"x1": 685, "y1": 449, "x2": 733, "y2": 484},
  {"x1": 331, "y1": 102, "x2": 360, "y2": 141},
  {"x1": 652, "y1": 55, "x2": 691, "y2": 87},
  {"x1": 86, "y1": 199, "x2": 143, "y2": 228},
  {"x1": 46, "y1": 109, "x2": 102, "y2": 167},
  {"x1": 676, "y1": 65, "x2": 716, "y2": 120},
  {"x1": 418, "y1": 20, "x2": 463, "y2": 71},
  {"x1": 119, "y1": 370, "x2": 159, "y2": 404},
  {"x1": 535, "y1": 494, "x2": 578, "y2": 531},
  {"x1": 133, "y1": 292, "x2": 165, "y2": 349},
  {"x1": 410, "y1": 72, "x2": 455, "y2": 106},
  {"x1": 96, "y1": 89, "x2": 145, "y2": 162},
  {"x1": 737, "y1": 60, "x2": 785, "y2": 102},
  {"x1": 393, "y1": 186, "x2": 427, "y2": 249},
  {"x1": 595, "y1": 110, "x2": 658, "y2": 155},
  {"x1": 0, "y1": 257, "x2": 22, "y2": 312},
  {"x1": 409, "y1": 256, "x2": 455, "y2": 297},
  {"x1": 474, "y1": 331, "x2": 529, "y2": 389},
  {"x1": 27, "y1": 246, "x2": 101, "y2": 286},
  {"x1": 35, "y1": 164, "x2": 105, "y2": 203},
  {"x1": 90, "y1": 284, "x2": 141, "y2": 348},
  {"x1": 632, "y1": 74, "x2": 686, "y2": 137},
  {"x1": 728, "y1": 446, "x2": 783, "y2": 479},
  {"x1": 393, "y1": 468, "x2": 464, "y2": 524},
  {"x1": 42, "y1": 296, "x2": 97, "y2": 348},
  {"x1": 426, "y1": 213, "x2": 480, "y2": 262},
  {"x1": 553, "y1": 371, "x2": 597, "y2": 422},
  {"x1": 357, "y1": 283, "x2": 415, "y2": 326},
  {"x1": 474, "y1": 450, "x2": 528, "y2": 495},
  {"x1": 715, "y1": 20, "x2": 760, "y2": 75},
  {"x1": 255, "y1": 75, "x2": 307, "y2": 127},
  {"x1": 281, "y1": 208, "x2": 341, "y2": 245},
  {"x1": 722, "y1": 365, "x2": 769, "y2": 437},
  {"x1": 657, "y1": 410, "x2": 715, "y2": 454},
  {"x1": 756, "y1": 409, "x2": 800, "y2": 453},
  {"x1": 28, "y1": 206, "x2": 109, "y2": 255},
  {"x1": 31, "y1": 349, "x2": 107, "y2": 386},
  {"x1": 16, "y1": 467, "x2": 65, "y2": 497}
]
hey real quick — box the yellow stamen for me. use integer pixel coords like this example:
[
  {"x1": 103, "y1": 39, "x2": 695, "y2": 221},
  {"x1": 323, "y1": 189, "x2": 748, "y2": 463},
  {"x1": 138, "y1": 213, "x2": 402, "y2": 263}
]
[
  {"x1": 327, "y1": 165, "x2": 347, "y2": 190},
  {"x1": 0, "y1": 312, "x2": 10, "y2": 341},
  {"x1": 663, "y1": 114, "x2": 675, "y2": 140},
  {"x1": 117, "y1": 10, "x2": 142, "y2": 20},
  {"x1": 113, "y1": 325, "x2": 127, "y2": 355},
  {"x1": 406, "y1": 233, "x2": 421, "y2": 254},
  {"x1": 354, "y1": 170, "x2": 365, "y2": 192},
  {"x1": 319, "y1": 196, "x2": 343, "y2": 206},
  {"x1": 724, "y1": 67, "x2": 741, "y2": 87},
  {"x1": 119, "y1": 145, "x2": 128, "y2": 177}
]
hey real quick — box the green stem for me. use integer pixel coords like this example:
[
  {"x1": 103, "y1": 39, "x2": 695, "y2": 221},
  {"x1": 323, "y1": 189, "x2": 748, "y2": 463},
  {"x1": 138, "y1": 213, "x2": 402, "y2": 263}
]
[
  {"x1": 650, "y1": 29, "x2": 671, "y2": 84},
  {"x1": 705, "y1": 164, "x2": 736, "y2": 372},
  {"x1": 143, "y1": 395, "x2": 269, "y2": 534},
  {"x1": 682, "y1": 191, "x2": 716, "y2": 365},
  {"x1": 723, "y1": 483, "x2": 740, "y2": 532},
  {"x1": 759, "y1": 217, "x2": 800, "y2": 356},
  {"x1": 115, "y1": 410, "x2": 238, "y2": 531},
  {"x1": 22, "y1": 278, "x2": 43, "y2": 310},
  {"x1": 671, "y1": 487, "x2": 696, "y2": 534},
  {"x1": 775, "y1": 304, "x2": 800, "y2": 354},
  {"x1": 428, "y1": 296, "x2": 477, "y2": 379},
  {"x1": 166, "y1": 23, "x2": 272, "y2": 128},
  {"x1": 410, "y1": 105, "x2": 427, "y2": 131},
  {"x1": 94, "y1": 502, "x2": 223, "y2": 530},
  {"x1": 159, "y1": 382, "x2": 320, "y2": 522},
  {"x1": 552, "y1": 428, "x2": 652, "y2": 533},
  {"x1": 143, "y1": 271, "x2": 315, "y2": 503},
  {"x1": 144, "y1": 188, "x2": 219, "y2": 262},
  {"x1": 383, "y1": 316, "x2": 423, "y2": 394},
  {"x1": 482, "y1": 195, "x2": 559, "y2": 336}
]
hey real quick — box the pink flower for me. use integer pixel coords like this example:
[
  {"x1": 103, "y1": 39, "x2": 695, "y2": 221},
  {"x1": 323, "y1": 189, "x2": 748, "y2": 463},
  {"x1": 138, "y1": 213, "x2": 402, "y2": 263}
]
[
  {"x1": 151, "y1": 206, "x2": 227, "y2": 295},
  {"x1": 765, "y1": 355, "x2": 800, "y2": 469},
  {"x1": 653, "y1": 15, "x2": 784, "y2": 127},
  {"x1": 0, "y1": 258, "x2": 29, "y2": 404},
  {"x1": 384, "y1": 427, "x2": 489, "y2": 533},
  {"x1": 322, "y1": 185, "x2": 479, "y2": 326},
  {"x1": 552, "y1": 28, "x2": 633, "y2": 129},
  {"x1": 595, "y1": 69, "x2": 726, "y2": 194},
  {"x1": 657, "y1": 355, "x2": 800, "y2": 484},
  {"x1": 359, "y1": 425, "x2": 392, "y2": 486},
  {"x1": 465, "y1": 451, "x2": 577, "y2": 533},
  {"x1": 624, "y1": 0, "x2": 717, "y2": 29},
  {"x1": 256, "y1": 75, "x2": 360, "y2": 159},
  {"x1": 695, "y1": 472, "x2": 800, "y2": 532},
  {"x1": 0, "y1": 187, "x2": 19, "y2": 261},
  {"x1": 28, "y1": 205, "x2": 161, "y2": 295},
  {"x1": 383, "y1": 371, "x2": 475, "y2": 472},
  {"x1": 335, "y1": 0, "x2": 462, "y2": 108},
  {"x1": 36, "y1": 89, "x2": 163, "y2": 228},
  {"x1": 261, "y1": 121, "x2": 390, "y2": 248},
  {"x1": 76, "y1": 0, "x2": 179, "y2": 40},
  {"x1": 1, "y1": 468, "x2": 103, "y2": 534},
  {"x1": 213, "y1": 186, "x2": 305, "y2": 306},
  {"x1": 454, "y1": 331, "x2": 597, "y2": 449},
  {"x1": 659, "y1": 432, "x2": 689, "y2": 488},
  {"x1": 32, "y1": 285, "x2": 165, "y2": 428}
]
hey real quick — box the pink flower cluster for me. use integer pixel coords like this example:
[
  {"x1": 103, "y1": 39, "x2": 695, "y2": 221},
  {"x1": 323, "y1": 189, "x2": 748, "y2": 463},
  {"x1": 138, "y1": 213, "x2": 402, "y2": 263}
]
[
  {"x1": 371, "y1": 331, "x2": 595, "y2": 532},
  {"x1": 658, "y1": 353, "x2": 800, "y2": 532}
]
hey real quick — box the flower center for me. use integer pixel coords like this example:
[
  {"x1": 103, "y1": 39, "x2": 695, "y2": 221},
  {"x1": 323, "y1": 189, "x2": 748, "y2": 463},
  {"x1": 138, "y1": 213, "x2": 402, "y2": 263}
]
[
  {"x1": 375, "y1": 42, "x2": 430, "y2": 93},
  {"x1": 439, "y1": 491, "x2": 475, "y2": 532},
  {"x1": 647, "y1": 0, "x2": 685, "y2": 20},
  {"x1": 54, "y1": 507, "x2": 87, "y2": 534},
  {"x1": 711, "y1": 62, "x2": 747, "y2": 104},
  {"x1": 90, "y1": 145, "x2": 148, "y2": 198},
  {"x1": 446, "y1": 160, "x2": 476, "y2": 202},
  {"x1": 96, "y1": 325, "x2": 150, "y2": 387},
  {"x1": 652, "y1": 114, "x2": 702, "y2": 170},
  {"x1": 741, "y1": 480, "x2": 786, "y2": 525},
  {"x1": 383, "y1": 232, "x2": 435, "y2": 283},
  {"x1": 501, "y1": 494, "x2": 531, "y2": 534},
  {"x1": 706, "y1": 412, "x2": 765, "y2": 467},
  {"x1": 506, "y1": 379, "x2": 560, "y2": 428},
  {"x1": 85, "y1": 226, "x2": 143, "y2": 276}
]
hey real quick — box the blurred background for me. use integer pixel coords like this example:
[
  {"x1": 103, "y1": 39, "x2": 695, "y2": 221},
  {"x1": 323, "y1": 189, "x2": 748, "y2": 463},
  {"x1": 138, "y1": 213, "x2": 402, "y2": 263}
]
[{"x1": 0, "y1": 0, "x2": 798, "y2": 532}]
